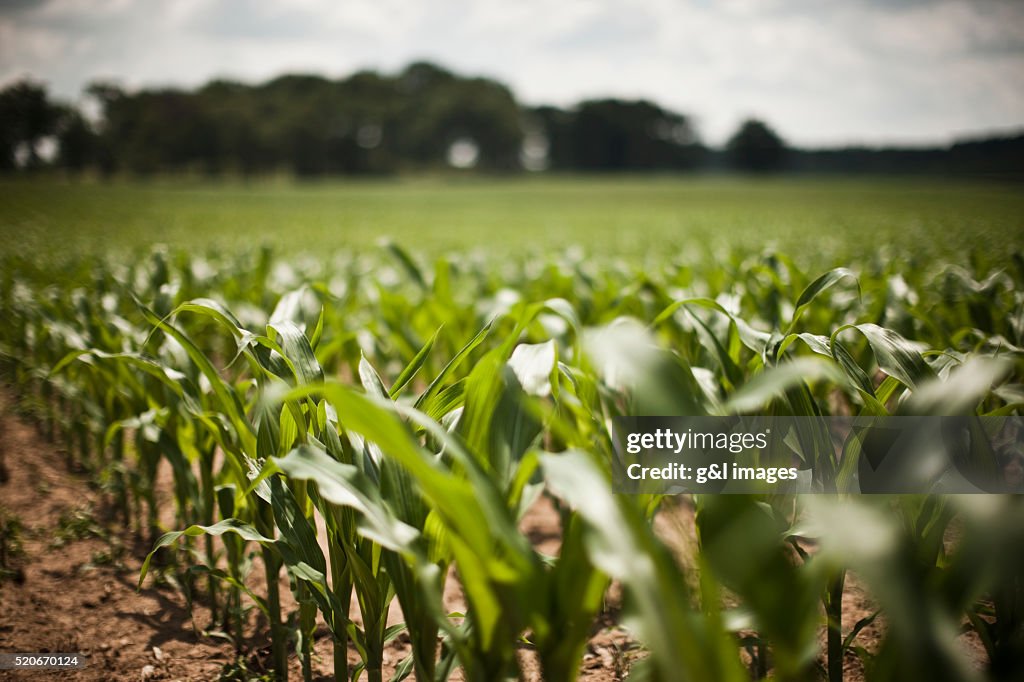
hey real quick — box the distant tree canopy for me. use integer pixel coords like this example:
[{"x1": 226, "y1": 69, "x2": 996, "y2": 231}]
[
  {"x1": 1, "y1": 64, "x2": 1022, "y2": 177},
  {"x1": 531, "y1": 99, "x2": 704, "y2": 171},
  {"x1": 71, "y1": 63, "x2": 525, "y2": 176},
  {"x1": 0, "y1": 64, "x2": 705, "y2": 176},
  {"x1": 0, "y1": 79, "x2": 67, "y2": 170},
  {"x1": 727, "y1": 119, "x2": 788, "y2": 172}
]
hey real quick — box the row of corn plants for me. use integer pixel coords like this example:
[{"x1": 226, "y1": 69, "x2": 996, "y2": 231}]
[{"x1": 1, "y1": 243, "x2": 1023, "y2": 681}]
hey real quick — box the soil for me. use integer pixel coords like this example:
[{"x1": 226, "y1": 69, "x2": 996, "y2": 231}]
[{"x1": 0, "y1": 394, "x2": 987, "y2": 681}]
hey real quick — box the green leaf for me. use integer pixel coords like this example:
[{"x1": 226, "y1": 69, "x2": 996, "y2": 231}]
[
  {"x1": 273, "y1": 444, "x2": 420, "y2": 552},
  {"x1": 269, "y1": 320, "x2": 324, "y2": 385},
  {"x1": 358, "y1": 355, "x2": 390, "y2": 399},
  {"x1": 724, "y1": 357, "x2": 846, "y2": 414},
  {"x1": 140, "y1": 519, "x2": 275, "y2": 587},
  {"x1": 902, "y1": 356, "x2": 1011, "y2": 415},
  {"x1": 381, "y1": 239, "x2": 427, "y2": 289},
  {"x1": 390, "y1": 325, "x2": 441, "y2": 399},
  {"x1": 415, "y1": 319, "x2": 493, "y2": 411},
  {"x1": 832, "y1": 323, "x2": 935, "y2": 390},
  {"x1": 788, "y1": 268, "x2": 859, "y2": 332}
]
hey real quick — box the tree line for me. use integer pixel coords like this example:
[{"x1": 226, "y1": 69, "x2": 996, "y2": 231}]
[{"x1": 2, "y1": 61, "x2": 1022, "y2": 177}]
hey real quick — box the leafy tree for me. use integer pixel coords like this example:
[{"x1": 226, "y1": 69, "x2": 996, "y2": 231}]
[
  {"x1": 525, "y1": 106, "x2": 574, "y2": 170},
  {"x1": 85, "y1": 82, "x2": 129, "y2": 175},
  {"x1": 387, "y1": 63, "x2": 521, "y2": 170},
  {"x1": 0, "y1": 79, "x2": 63, "y2": 169},
  {"x1": 726, "y1": 118, "x2": 788, "y2": 172},
  {"x1": 530, "y1": 100, "x2": 703, "y2": 171},
  {"x1": 55, "y1": 108, "x2": 96, "y2": 172}
]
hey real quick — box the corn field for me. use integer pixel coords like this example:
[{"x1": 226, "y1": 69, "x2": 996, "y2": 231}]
[{"x1": 1, "y1": 240, "x2": 1023, "y2": 682}]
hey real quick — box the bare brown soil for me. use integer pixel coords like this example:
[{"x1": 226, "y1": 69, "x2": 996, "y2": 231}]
[{"x1": 1, "y1": 404, "x2": 228, "y2": 680}]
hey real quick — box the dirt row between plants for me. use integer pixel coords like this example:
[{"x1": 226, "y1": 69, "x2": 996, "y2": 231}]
[{"x1": 0, "y1": 398, "x2": 233, "y2": 681}]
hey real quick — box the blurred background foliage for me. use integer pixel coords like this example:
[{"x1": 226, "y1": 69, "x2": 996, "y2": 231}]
[{"x1": 2, "y1": 60, "x2": 1023, "y2": 178}]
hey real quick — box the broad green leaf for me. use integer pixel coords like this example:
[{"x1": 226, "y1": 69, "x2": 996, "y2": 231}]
[
  {"x1": 269, "y1": 320, "x2": 324, "y2": 385},
  {"x1": 724, "y1": 357, "x2": 846, "y2": 414},
  {"x1": 832, "y1": 323, "x2": 935, "y2": 389},
  {"x1": 902, "y1": 356, "x2": 1011, "y2": 415},
  {"x1": 273, "y1": 444, "x2": 420, "y2": 551},
  {"x1": 140, "y1": 519, "x2": 275, "y2": 586}
]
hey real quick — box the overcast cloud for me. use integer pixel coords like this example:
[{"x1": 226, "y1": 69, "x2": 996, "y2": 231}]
[{"x1": 2, "y1": 0, "x2": 1023, "y2": 145}]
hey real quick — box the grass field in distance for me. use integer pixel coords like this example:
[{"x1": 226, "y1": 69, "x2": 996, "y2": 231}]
[{"x1": 2, "y1": 176, "x2": 1022, "y2": 267}]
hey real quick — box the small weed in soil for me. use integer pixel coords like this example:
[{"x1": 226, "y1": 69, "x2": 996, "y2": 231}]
[{"x1": 0, "y1": 505, "x2": 26, "y2": 584}]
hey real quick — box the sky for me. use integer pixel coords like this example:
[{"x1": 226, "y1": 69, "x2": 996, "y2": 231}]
[{"x1": 2, "y1": 0, "x2": 1023, "y2": 146}]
